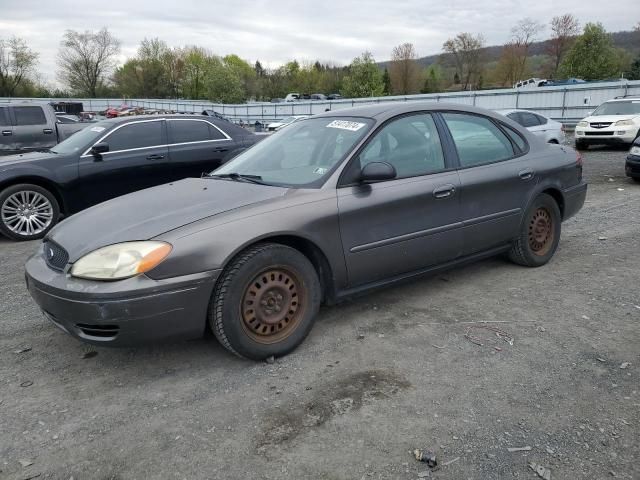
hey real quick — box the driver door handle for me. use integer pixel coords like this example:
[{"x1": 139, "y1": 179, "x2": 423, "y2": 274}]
[
  {"x1": 212, "y1": 147, "x2": 229, "y2": 153},
  {"x1": 433, "y1": 184, "x2": 456, "y2": 199},
  {"x1": 146, "y1": 154, "x2": 165, "y2": 160},
  {"x1": 43, "y1": 128, "x2": 53, "y2": 134},
  {"x1": 519, "y1": 169, "x2": 534, "y2": 181},
  {"x1": 1, "y1": 130, "x2": 11, "y2": 136}
]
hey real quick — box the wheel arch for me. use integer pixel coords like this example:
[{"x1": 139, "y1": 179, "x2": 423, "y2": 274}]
[
  {"x1": 540, "y1": 187, "x2": 565, "y2": 219},
  {"x1": 0, "y1": 176, "x2": 68, "y2": 215},
  {"x1": 222, "y1": 234, "x2": 337, "y2": 304}
]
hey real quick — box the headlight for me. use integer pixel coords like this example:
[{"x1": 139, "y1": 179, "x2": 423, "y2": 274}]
[
  {"x1": 70, "y1": 241, "x2": 172, "y2": 280},
  {"x1": 630, "y1": 146, "x2": 640, "y2": 155},
  {"x1": 577, "y1": 121, "x2": 588, "y2": 128},
  {"x1": 615, "y1": 120, "x2": 633, "y2": 126}
]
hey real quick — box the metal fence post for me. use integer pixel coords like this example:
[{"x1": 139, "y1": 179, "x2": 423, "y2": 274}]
[
  {"x1": 515, "y1": 90, "x2": 519, "y2": 109},
  {"x1": 561, "y1": 88, "x2": 567, "y2": 120}
]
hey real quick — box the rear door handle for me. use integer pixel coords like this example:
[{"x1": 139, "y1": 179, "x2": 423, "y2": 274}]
[
  {"x1": 519, "y1": 169, "x2": 534, "y2": 181},
  {"x1": 212, "y1": 147, "x2": 229, "y2": 153},
  {"x1": 433, "y1": 184, "x2": 456, "y2": 199},
  {"x1": 146, "y1": 154, "x2": 165, "y2": 160},
  {"x1": 43, "y1": 128, "x2": 53, "y2": 134},
  {"x1": 1, "y1": 130, "x2": 11, "y2": 136}
]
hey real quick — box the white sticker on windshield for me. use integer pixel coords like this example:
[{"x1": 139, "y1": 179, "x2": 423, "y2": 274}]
[
  {"x1": 90, "y1": 126, "x2": 105, "y2": 132},
  {"x1": 313, "y1": 167, "x2": 328, "y2": 175},
  {"x1": 326, "y1": 120, "x2": 366, "y2": 131}
]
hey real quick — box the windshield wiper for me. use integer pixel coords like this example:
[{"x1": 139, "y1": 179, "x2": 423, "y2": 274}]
[{"x1": 208, "y1": 172, "x2": 269, "y2": 185}]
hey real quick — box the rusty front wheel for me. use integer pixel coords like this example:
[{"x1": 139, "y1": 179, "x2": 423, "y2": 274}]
[
  {"x1": 210, "y1": 243, "x2": 321, "y2": 360},
  {"x1": 241, "y1": 268, "x2": 306, "y2": 344}
]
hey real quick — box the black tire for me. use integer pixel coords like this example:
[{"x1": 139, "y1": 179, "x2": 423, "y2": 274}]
[
  {"x1": 508, "y1": 193, "x2": 561, "y2": 267},
  {"x1": 632, "y1": 177, "x2": 640, "y2": 184},
  {"x1": 575, "y1": 140, "x2": 588, "y2": 151},
  {"x1": 209, "y1": 243, "x2": 321, "y2": 360},
  {"x1": 0, "y1": 183, "x2": 60, "y2": 241}
]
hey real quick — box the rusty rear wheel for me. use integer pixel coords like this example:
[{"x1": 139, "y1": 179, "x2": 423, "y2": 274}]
[
  {"x1": 528, "y1": 207, "x2": 555, "y2": 256},
  {"x1": 210, "y1": 243, "x2": 321, "y2": 360},
  {"x1": 509, "y1": 193, "x2": 561, "y2": 267}
]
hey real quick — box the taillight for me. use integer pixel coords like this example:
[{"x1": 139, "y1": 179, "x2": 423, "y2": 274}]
[{"x1": 575, "y1": 150, "x2": 583, "y2": 180}]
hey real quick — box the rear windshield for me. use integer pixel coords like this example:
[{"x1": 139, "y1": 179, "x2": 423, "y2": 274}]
[{"x1": 593, "y1": 101, "x2": 640, "y2": 116}]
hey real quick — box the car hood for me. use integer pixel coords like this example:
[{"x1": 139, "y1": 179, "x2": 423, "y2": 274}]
[
  {"x1": 48, "y1": 177, "x2": 288, "y2": 261},
  {"x1": 0, "y1": 150, "x2": 57, "y2": 167},
  {"x1": 582, "y1": 114, "x2": 639, "y2": 123}
]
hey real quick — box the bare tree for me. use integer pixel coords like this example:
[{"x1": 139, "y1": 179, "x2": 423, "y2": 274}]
[
  {"x1": 547, "y1": 14, "x2": 580, "y2": 77},
  {"x1": 509, "y1": 18, "x2": 544, "y2": 81},
  {"x1": 388, "y1": 43, "x2": 421, "y2": 94},
  {"x1": 442, "y1": 33, "x2": 485, "y2": 90},
  {"x1": 0, "y1": 37, "x2": 38, "y2": 97},
  {"x1": 57, "y1": 28, "x2": 120, "y2": 97}
]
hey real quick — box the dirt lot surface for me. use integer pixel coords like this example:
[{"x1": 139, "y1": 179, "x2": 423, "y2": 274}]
[{"x1": 1, "y1": 142, "x2": 638, "y2": 480}]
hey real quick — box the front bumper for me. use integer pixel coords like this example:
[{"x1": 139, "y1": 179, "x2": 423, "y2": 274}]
[
  {"x1": 563, "y1": 181, "x2": 588, "y2": 221},
  {"x1": 626, "y1": 155, "x2": 640, "y2": 178},
  {"x1": 575, "y1": 126, "x2": 638, "y2": 145},
  {"x1": 25, "y1": 251, "x2": 220, "y2": 347}
]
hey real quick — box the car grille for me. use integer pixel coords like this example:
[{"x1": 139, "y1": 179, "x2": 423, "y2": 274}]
[
  {"x1": 585, "y1": 131, "x2": 613, "y2": 136},
  {"x1": 43, "y1": 240, "x2": 69, "y2": 271},
  {"x1": 590, "y1": 122, "x2": 612, "y2": 129}
]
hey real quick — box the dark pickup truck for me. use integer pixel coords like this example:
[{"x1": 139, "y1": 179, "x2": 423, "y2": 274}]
[{"x1": 0, "y1": 103, "x2": 89, "y2": 155}]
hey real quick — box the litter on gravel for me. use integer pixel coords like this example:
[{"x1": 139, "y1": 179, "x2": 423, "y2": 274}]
[
  {"x1": 13, "y1": 346, "x2": 32, "y2": 354},
  {"x1": 464, "y1": 324, "x2": 514, "y2": 348},
  {"x1": 620, "y1": 362, "x2": 630, "y2": 369},
  {"x1": 529, "y1": 462, "x2": 552, "y2": 480},
  {"x1": 507, "y1": 446, "x2": 532, "y2": 452},
  {"x1": 413, "y1": 449, "x2": 437, "y2": 468}
]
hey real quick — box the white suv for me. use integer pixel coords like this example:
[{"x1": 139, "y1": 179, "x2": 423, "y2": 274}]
[{"x1": 575, "y1": 98, "x2": 640, "y2": 150}]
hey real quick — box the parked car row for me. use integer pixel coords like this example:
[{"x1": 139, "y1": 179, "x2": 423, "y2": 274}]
[
  {"x1": 0, "y1": 103, "x2": 89, "y2": 155},
  {"x1": 0, "y1": 115, "x2": 262, "y2": 240},
  {"x1": 19, "y1": 102, "x2": 587, "y2": 361}
]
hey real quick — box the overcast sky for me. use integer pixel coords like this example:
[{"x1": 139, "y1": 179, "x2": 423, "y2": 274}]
[{"x1": 1, "y1": 0, "x2": 636, "y2": 86}]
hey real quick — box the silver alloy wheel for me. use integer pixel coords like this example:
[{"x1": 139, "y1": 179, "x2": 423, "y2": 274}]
[{"x1": 1, "y1": 190, "x2": 54, "y2": 236}]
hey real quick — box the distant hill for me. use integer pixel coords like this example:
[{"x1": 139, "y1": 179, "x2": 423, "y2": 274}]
[{"x1": 378, "y1": 30, "x2": 639, "y2": 70}]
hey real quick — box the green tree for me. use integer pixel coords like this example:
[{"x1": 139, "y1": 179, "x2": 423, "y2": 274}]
[
  {"x1": 0, "y1": 36, "x2": 39, "y2": 96},
  {"x1": 628, "y1": 55, "x2": 640, "y2": 80},
  {"x1": 421, "y1": 64, "x2": 443, "y2": 93},
  {"x1": 382, "y1": 68, "x2": 391, "y2": 94},
  {"x1": 341, "y1": 52, "x2": 384, "y2": 98},
  {"x1": 206, "y1": 57, "x2": 245, "y2": 104},
  {"x1": 182, "y1": 46, "x2": 212, "y2": 99},
  {"x1": 559, "y1": 23, "x2": 621, "y2": 80}
]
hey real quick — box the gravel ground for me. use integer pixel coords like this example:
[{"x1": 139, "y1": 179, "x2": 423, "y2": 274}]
[{"x1": 1, "y1": 140, "x2": 638, "y2": 480}]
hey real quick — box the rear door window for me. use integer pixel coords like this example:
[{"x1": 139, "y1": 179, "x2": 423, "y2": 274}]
[
  {"x1": 534, "y1": 114, "x2": 548, "y2": 125},
  {"x1": 442, "y1": 113, "x2": 515, "y2": 167},
  {"x1": 0, "y1": 107, "x2": 10, "y2": 126},
  {"x1": 519, "y1": 112, "x2": 541, "y2": 127},
  {"x1": 13, "y1": 106, "x2": 47, "y2": 126},
  {"x1": 168, "y1": 120, "x2": 212, "y2": 144},
  {"x1": 105, "y1": 121, "x2": 164, "y2": 152}
]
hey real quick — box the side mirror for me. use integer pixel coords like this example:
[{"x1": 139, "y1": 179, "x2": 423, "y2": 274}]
[
  {"x1": 360, "y1": 161, "x2": 397, "y2": 183},
  {"x1": 91, "y1": 142, "x2": 109, "y2": 155}
]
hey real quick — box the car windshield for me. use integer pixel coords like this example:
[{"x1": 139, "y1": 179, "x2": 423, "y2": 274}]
[
  {"x1": 50, "y1": 121, "x2": 111, "y2": 154},
  {"x1": 592, "y1": 101, "x2": 640, "y2": 116},
  {"x1": 213, "y1": 117, "x2": 373, "y2": 187}
]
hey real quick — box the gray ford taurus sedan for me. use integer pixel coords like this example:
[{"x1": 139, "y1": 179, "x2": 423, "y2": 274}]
[{"x1": 25, "y1": 102, "x2": 587, "y2": 360}]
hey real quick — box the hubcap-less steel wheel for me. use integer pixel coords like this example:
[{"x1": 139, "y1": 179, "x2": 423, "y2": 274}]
[
  {"x1": 241, "y1": 268, "x2": 305, "y2": 344},
  {"x1": 1, "y1": 190, "x2": 53, "y2": 237},
  {"x1": 528, "y1": 207, "x2": 554, "y2": 256}
]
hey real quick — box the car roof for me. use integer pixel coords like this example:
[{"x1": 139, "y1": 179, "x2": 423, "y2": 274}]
[
  {"x1": 496, "y1": 108, "x2": 548, "y2": 117},
  {"x1": 316, "y1": 102, "x2": 509, "y2": 122}
]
